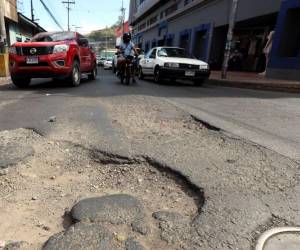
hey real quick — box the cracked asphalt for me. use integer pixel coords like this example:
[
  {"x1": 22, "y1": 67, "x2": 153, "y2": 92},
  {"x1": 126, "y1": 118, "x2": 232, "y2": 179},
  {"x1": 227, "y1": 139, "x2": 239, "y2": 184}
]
[{"x1": 0, "y1": 68, "x2": 299, "y2": 249}]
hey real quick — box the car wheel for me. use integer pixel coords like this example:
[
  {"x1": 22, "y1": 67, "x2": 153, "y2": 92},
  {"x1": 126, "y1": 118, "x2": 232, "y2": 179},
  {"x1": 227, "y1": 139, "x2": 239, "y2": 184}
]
[
  {"x1": 154, "y1": 67, "x2": 162, "y2": 83},
  {"x1": 88, "y1": 63, "x2": 97, "y2": 80},
  {"x1": 194, "y1": 79, "x2": 205, "y2": 86},
  {"x1": 11, "y1": 76, "x2": 31, "y2": 88},
  {"x1": 138, "y1": 67, "x2": 144, "y2": 80},
  {"x1": 68, "y1": 60, "x2": 81, "y2": 87}
]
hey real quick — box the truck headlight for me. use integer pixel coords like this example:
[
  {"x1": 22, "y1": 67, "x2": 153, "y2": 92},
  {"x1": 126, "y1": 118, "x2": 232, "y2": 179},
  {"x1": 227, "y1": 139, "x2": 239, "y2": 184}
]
[
  {"x1": 164, "y1": 62, "x2": 179, "y2": 68},
  {"x1": 8, "y1": 46, "x2": 17, "y2": 55},
  {"x1": 199, "y1": 64, "x2": 209, "y2": 70},
  {"x1": 53, "y1": 44, "x2": 69, "y2": 54}
]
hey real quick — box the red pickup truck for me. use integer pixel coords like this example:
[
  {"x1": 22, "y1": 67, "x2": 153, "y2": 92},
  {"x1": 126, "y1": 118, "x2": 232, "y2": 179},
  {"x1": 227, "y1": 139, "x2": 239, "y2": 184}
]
[{"x1": 9, "y1": 31, "x2": 97, "y2": 88}]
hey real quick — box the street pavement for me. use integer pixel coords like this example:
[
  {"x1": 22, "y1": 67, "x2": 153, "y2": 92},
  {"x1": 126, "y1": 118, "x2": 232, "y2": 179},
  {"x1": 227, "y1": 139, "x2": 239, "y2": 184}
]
[
  {"x1": 0, "y1": 69, "x2": 299, "y2": 249},
  {"x1": 1, "y1": 69, "x2": 299, "y2": 160}
]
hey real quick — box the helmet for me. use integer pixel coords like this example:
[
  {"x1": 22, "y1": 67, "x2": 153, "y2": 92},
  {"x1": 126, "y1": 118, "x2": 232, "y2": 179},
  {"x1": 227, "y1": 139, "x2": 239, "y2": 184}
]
[{"x1": 123, "y1": 33, "x2": 131, "y2": 43}]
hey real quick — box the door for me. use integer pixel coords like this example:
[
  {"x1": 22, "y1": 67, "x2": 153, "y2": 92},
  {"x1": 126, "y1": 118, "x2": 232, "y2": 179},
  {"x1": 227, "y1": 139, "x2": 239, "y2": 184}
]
[
  {"x1": 141, "y1": 49, "x2": 156, "y2": 75},
  {"x1": 146, "y1": 49, "x2": 157, "y2": 75},
  {"x1": 78, "y1": 35, "x2": 91, "y2": 71}
]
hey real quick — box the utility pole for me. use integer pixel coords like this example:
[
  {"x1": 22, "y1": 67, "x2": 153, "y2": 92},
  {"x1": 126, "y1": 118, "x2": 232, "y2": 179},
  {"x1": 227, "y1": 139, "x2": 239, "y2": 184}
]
[
  {"x1": 121, "y1": 0, "x2": 125, "y2": 34},
  {"x1": 0, "y1": 0, "x2": 7, "y2": 53},
  {"x1": 62, "y1": 0, "x2": 75, "y2": 31},
  {"x1": 31, "y1": 0, "x2": 34, "y2": 21},
  {"x1": 221, "y1": 0, "x2": 239, "y2": 79}
]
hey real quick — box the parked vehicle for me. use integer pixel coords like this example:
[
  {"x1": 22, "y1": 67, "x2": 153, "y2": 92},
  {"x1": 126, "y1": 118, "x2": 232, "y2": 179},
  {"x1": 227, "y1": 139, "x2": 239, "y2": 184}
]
[
  {"x1": 118, "y1": 55, "x2": 136, "y2": 85},
  {"x1": 96, "y1": 55, "x2": 102, "y2": 66},
  {"x1": 98, "y1": 57, "x2": 106, "y2": 66},
  {"x1": 112, "y1": 54, "x2": 118, "y2": 74},
  {"x1": 138, "y1": 47, "x2": 210, "y2": 86},
  {"x1": 9, "y1": 31, "x2": 97, "y2": 88},
  {"x1": 103, "y1": 58, "x2": 113, "y2": 70}
]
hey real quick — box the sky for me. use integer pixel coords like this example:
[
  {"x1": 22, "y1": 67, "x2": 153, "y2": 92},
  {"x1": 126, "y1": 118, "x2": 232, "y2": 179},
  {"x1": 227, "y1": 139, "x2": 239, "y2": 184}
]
[{"x1": 18, "y1": 0, "x2": 130, "y2": 34}]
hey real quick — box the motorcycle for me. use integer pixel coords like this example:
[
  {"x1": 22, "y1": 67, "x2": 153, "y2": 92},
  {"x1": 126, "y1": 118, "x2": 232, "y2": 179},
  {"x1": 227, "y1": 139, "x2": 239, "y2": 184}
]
[{"x1": 119, "y1": 55, "x2": 137, "y2": 85}]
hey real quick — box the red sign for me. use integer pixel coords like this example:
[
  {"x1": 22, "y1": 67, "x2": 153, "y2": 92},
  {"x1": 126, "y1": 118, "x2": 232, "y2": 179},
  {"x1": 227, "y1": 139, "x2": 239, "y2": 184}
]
[{"x1": 115, "y1": 21, "x2": 129, "y2": 38}]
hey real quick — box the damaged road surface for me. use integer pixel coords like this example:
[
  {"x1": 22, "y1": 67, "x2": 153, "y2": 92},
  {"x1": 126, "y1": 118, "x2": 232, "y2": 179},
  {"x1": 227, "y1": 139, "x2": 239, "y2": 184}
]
[{"x1": 0, "y1": 70, "x2": 299, "y2": 250}]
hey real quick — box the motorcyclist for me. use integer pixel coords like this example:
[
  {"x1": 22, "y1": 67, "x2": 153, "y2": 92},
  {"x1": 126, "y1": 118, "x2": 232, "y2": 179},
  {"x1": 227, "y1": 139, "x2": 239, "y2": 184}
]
[{"x1": 117, "y1": 33, "x2": 138, "y2": 82}]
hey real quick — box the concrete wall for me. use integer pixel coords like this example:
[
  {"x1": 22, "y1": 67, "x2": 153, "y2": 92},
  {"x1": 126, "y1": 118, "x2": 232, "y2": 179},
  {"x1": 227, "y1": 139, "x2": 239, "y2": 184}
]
[{"x1": 4, "y1": 0, "x2": 18, "y2": 22}]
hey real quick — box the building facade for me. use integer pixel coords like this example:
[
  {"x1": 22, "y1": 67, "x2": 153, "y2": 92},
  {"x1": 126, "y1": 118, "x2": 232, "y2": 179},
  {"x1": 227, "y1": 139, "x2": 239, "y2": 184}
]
[
  {"x1": 129, "y1": 0, "x2": 282, "y2": 72},
  {"x1": 0, "y1": 0, "x2": 45, "y2": 76},
  {"x1": 6, "y1": 12, "x2": 46, "y2": 46},
  {"x1": 1, "y1": 0, "x2": 45, "y2": 49},
  {"x1": 267, "y1": 0, "x2": 300, "y2": 80}
]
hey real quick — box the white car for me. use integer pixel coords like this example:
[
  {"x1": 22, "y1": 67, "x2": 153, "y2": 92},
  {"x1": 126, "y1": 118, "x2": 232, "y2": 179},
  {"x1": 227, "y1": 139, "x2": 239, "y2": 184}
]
[
  {"x1": 138, "y1": 47, "x2": 210, "y2": 85},
  {"x1": 103, "y1": 58, "x2": 113, "y2": 70}
]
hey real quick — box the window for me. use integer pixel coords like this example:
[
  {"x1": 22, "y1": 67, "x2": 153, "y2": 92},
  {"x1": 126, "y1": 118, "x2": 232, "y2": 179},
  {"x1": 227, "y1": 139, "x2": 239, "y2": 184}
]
[
  {"x1": 145, "y1": 49, "x2": 152, "y2": 58},
  {"x1": 31, "y1": 32, "x2": 76, "y2": 42},
  {"x1": 157, "y1": 48, "x2": 193, "y2": 58},
  {"x1": 150, "y1": 49, "x2": 157, "y2": 58},
  {"x1": 165, "y1": 3, "x2": 178, "y2": 17},
  {"x1": 149, "y1": 15, "x2": 157, "y2": 25},
  {"x1": 184, "y1": 0, "x2": 192, "y2": 6},
  {"x1": 138, "y1": 22, "x2": 146, "y2": 31}
]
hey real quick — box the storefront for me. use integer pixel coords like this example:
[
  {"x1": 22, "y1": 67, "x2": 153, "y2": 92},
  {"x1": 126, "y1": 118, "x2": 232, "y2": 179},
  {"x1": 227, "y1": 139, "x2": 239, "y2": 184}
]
[{"x1": 209, "y1": 13, "x2": 278, "y2": 72}]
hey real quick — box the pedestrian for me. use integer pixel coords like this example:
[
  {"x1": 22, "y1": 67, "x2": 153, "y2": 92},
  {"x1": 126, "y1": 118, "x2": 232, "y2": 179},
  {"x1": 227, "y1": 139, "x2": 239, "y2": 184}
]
[{"x1": 260, "y1": 30, "x2": 274, "y2": 76}]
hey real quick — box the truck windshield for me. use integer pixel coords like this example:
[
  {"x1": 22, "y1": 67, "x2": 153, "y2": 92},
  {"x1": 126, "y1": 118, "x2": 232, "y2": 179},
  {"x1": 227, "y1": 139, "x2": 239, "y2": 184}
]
[
  {"x1": 157, "y1": 48, "x2": 194, "y2": 58},
  {"x1": 31, "y1": 32, "x2": 76, "y2": 42}
]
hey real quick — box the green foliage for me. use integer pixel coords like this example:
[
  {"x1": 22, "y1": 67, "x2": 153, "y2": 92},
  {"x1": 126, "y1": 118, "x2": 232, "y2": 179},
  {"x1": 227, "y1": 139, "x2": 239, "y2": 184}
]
[{"x1": 86, "y1": 26, "x2": 116, "y2": 42}]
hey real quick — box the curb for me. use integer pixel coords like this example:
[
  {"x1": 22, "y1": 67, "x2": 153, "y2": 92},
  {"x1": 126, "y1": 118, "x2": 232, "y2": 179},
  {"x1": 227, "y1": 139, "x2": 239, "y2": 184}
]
[
  {"x1": 0, "y1": 77, "x2": 11, "y2": 86},
  {"x1": 208, "y1": 78, "x2": 300, "y2": 93}
]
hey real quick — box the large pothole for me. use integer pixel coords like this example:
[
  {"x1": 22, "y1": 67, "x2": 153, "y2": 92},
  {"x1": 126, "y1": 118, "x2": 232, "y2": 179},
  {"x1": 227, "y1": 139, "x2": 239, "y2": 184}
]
[{"x1": 0, "y1": 129, "x2": 205, "y2": 250}]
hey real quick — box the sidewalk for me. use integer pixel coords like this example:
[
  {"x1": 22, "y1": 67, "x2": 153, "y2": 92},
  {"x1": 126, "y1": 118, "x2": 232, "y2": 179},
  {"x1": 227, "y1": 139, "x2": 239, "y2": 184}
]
[
  {"x1": 0, "y1": 77, "x2": 11, "y2": 85},
  {"x1": 209, "y1": 71, "x2": 300, "y2": 93}
]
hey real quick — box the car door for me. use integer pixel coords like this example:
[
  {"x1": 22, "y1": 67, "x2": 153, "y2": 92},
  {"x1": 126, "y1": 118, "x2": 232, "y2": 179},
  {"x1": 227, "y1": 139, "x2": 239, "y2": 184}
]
[
  {"x1": 147, "y1": 49, "x2": 157, "y2": 75},
  {"x1": 77, "y1": 34, "x2": 90, "y2": 72},
  {"x1": 140, "y1": 49, "x2": 152, "y2": 75}
]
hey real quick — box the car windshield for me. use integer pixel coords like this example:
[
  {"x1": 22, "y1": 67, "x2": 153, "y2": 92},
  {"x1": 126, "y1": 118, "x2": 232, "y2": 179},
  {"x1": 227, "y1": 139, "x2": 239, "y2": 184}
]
[
  {"x1": 31, "y1": 32, "x2": 76, "y2": 42},
  {"x1": 157, "y1": 48, "x2": 194, "y2": 58}
]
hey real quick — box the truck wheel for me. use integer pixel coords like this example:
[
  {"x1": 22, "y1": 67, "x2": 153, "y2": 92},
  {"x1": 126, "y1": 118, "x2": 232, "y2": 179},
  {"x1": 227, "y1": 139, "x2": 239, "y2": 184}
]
[
  {"x1": 68, "y1": 60, "x2": 81, "y2": 87},
  {"x1": 88, "y1": 63, "x2": 97, "y2": 80},
  {"x1": 11, "y1": 76, "x2": 31, "y2": 88}
]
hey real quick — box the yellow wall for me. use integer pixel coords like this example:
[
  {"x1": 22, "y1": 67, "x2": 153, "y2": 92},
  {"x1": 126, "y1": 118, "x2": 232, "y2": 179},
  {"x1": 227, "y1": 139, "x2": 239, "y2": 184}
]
[{"x1": 0, "y1": 53, "x2": 9, "y2": 77}]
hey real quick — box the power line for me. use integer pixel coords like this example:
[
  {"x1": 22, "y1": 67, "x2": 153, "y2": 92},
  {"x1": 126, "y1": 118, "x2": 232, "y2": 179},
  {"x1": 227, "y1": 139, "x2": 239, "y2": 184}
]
[
  {"x1": 62, "y1": 1, "x2": 75, "y2": 32},
  {"x1": 39, "y1": 0, "x2": 64, "y2": 30}
]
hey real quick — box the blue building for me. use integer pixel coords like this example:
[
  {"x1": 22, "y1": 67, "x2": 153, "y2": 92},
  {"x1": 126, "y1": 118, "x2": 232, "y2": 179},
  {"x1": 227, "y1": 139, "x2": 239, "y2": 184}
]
[
  {"x1": 267, "y1": 0, "x2": 300, "y2": 81},
  {"x1": 129, "y1": 0, "x2": 282, "y2": 72}
]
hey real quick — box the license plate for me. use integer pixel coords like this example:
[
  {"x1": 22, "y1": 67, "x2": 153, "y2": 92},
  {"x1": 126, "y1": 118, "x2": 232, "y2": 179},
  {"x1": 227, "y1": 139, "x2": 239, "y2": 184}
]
[
  {"x1": 26, "y1": 56, "x2": 39, "y2": 64},
  {"x1": 185, "y1": 71, "x2": 195, "y2": 76}
]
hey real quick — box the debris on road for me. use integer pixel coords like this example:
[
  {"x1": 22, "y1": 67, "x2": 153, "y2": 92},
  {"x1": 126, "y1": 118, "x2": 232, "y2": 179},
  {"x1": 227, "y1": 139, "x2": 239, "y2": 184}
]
[{"x1": 48, "y1": 116, "x2": 56, "y2": 123}]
